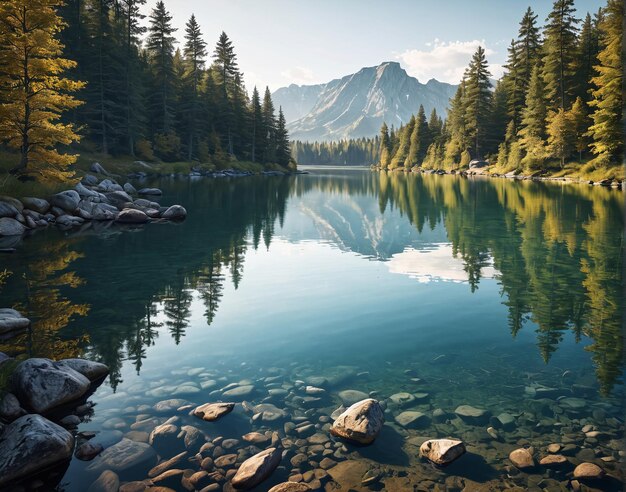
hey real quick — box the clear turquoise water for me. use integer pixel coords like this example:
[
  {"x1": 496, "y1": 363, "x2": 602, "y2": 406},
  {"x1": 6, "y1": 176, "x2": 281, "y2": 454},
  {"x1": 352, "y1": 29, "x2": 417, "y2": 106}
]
[{"x1": 1, "y1": 169, "x2": 624, "y2": 490}]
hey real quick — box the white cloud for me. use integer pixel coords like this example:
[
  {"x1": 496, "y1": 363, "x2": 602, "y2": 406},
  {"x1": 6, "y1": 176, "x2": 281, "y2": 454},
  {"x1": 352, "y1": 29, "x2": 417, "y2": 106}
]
[
  {"x1": 397, "y1": 40, "x2": 503, "y2": 84},
  {"x1": 281, "y1": 66, "x2": 316, "y2": 85}
]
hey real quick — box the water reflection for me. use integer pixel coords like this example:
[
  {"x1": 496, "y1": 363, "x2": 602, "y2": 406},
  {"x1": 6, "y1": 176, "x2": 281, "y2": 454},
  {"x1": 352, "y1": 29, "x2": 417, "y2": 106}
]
[{"x1": 0, "y1": 171, "x2": 623, "y2": 395}]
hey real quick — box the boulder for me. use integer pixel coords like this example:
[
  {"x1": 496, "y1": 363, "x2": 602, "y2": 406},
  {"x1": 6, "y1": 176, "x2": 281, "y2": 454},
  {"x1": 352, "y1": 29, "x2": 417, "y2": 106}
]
[
  {"x1": 97, "y1": 179, "x2": 123, "y2": 193},
  {"x1": 419, "y1": 439, "x2": 466, "y2": 466},
  {"x1": 123, "y1": 183, "x2": 137, "y2": 194},
  {"x1": 0, "y1": 392, "x2": 23, "y2": 421},
  {"x1": 0, "y1": 201, "x2": 19, "y2": 218},
  {"x1": 87, "y1": 470, "x2": 119, "y2": 492},
  {"x1": 134, "y1": 198, "x2": 160, "y2": 209},
  {"x1": 87, "y1": 438, "x2": 157, "y2": 474},
  {"x1": 394, "y1": 411, "x2": 430, "y2": 429},
  {"x1": 0, "y1": 217, "x2": 26, "y2": 236},
  {"x1": 104, "y1": 190, "x2": 133, "y2": 209},
  {"x1": 539, "y1": 454, "x2": 568, "y2": 467},
  {"x1": 82, "y1": 174, "x2": 99, "y2": 186},
  {"x1": 231, "y1": 446, "x2": 282, "y2": 490},
  {"x1": 91, "y1": 203, "x2": 118, "y2": 221},
  {"x1": 75, "y1": 182, "x2": 99, "y2": 198},
  {"x1": 161, "y1": 204, "x2": 187, "y2": 221},
  {"x1": 269, "y1": 483, "x2": 312, "y2": 492},
  {"x1": 330, "y1": 398, "x2": 384, "y2": 444},
  {"x1": 573, "y1": 462, "x2": 605, "y2": 480},
  {"x1": 50, "y1": 190, "x2": 80, "y2": 212},
  {"x1": 454, "y1": 404, "x2": 489, "y2": 424},
  {"x1": 11, "y1": 357, "x2": 91, "y2": 413},
  {"x1": 55, "y1": 214, "x2": 84, "y2": 227},
  {"x1": 90, "y1": 162, "x2": 110, "y2": 175},
  {"x1": 0, "y1": 308, "x2": 30, "y2": 335},
  {"x1": 509, "y1": 447, "x2": 535, "y2": 469},
  {"x1": 59, "y1": 358, "x2": 109, "y2": 382},
  {"x1": 0, "y1": 196, "x2": 23, "y2": 213},
  {"x1": 0, "y1": 414, "x2": 74, "y2": 487},
  {"x1": 149, "y1": 423, "x2": 183, "y2": 454},
  {"x1": 116, "y1": 208, "x2": 149, "y2": 224},
  {"x1": 21, "y1": 197, "x2": 50, "y2": 214},
  {"x1": 193, "y1": 402, "x2": 235, "y2": 421},
  {"x1": 138, "y1": 188, "x2": 162, "y2": 196}
]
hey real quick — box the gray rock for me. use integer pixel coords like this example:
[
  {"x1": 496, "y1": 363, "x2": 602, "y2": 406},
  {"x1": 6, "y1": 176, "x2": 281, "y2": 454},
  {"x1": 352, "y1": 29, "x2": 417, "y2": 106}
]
[
  {"x1": 231, "y1": 446, "x2": 282, "y2": 490},
  {"x1": 55, "y1": 214, "x2": 84, "y2": 227},
  {"x1": 0, "y1": 308, "x2": 30, "y2": 334},
  {"x1": 0, "y1": 217, "x2": 26, "y2": 236},
  {"x1": 223, "y1": 384, "x2": 254, "y2": 399},
  {"x1": 338, "y1": 389, "x2": 369, "y2": 406},
  {"x1": 50, "y1": 190, "x2": 80, "y2": 212},
  {"x1": 454, "y1": 405, "x2": 489, "y2": 425},
  {"x1": 82, "y1": 174, "x2": 99, "y2": 186},
  {"x1": 116, "y1": 208, "x2": 149, "y2": 224},
  {"x1": 60, "y1": 358, "x2": 109, "y2": 381},
  {"x1": 394, "y1": 411, "x2": 430, "y2": 429},
  {"x1": 75, "y1": 182, "x2": 99, "y2": 198},
  {"x1": 330, "y1": 398, "x2": 384, "y2": 444},
  {"x1": 123, "y1": 183, "x2": 137, "y2": 194},
  {"x1": 87, "y1": 438, "x2": 157, "y2": 474},
  {"x1": 0, "y1": 201, "x2": 19, "y2": 218},
  {"x1": 104, "y1": 190, "x2": 133, "y2": 209},
  {"x1": 161, "y1": 204, "x2": 187, "y2": 220},
  {"x1": 21, "y1": 197, "x2": 50, "y2": 214},
  {"x1": 12, "y1": 358, "x2": 91, "y2": 413},
  {"x1": 138, "y1": 188, "x2": 162, "y2": 196},
  {"x1": 0, "y1": 196, "x2": 23, "y2": 213},
  {"x1": 87, "y1": 470, "x2": 119, "y2": 492},
  {"x1": 0, "y1": 392, "x2": 23, "y2": 421},
  {"x1": 91, "y1": 203, "x2": 118, "y2": 221},
  {"x1": 134, "y1": 198, "x2": 160, "y2": 208},
  {"x1": 97, "y1": 179, "x2": 123, "y2": 193},
  {"x1": 0, "y1": 414, "x2": 74, "y2": 487},
  {"x1": 419, "y1": 439, "x2": 466, "y2": 465},
  {"x1": 90, "y1": 162, "x2": 110, "y2": 175}
]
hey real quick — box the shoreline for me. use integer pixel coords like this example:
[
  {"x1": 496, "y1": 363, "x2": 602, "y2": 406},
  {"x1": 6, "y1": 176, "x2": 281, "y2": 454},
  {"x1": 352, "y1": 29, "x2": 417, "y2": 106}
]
[{"x1": 370, "y1": 166, "x2": 625, "y2": 190}]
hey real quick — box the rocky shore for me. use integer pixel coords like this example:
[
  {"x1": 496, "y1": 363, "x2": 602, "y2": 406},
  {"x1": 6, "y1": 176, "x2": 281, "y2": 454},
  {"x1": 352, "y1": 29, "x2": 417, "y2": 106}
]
[
  {"x1": 373, "y1": 164, "x2": 625, "y2": 189},
  {"x1": 0, "y1": 352, "x2": 622, "y2": 491}
]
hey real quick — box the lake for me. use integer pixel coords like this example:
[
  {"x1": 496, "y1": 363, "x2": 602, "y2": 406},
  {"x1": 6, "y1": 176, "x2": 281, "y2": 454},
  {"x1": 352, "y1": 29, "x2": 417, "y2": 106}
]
[{"x1": 1, "y1": 168, "x2": 624, "y2": 491}]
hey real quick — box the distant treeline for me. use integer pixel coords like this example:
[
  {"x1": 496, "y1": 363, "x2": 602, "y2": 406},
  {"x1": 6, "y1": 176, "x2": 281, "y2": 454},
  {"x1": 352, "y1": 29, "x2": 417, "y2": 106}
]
[
  {"x1": 291, "y1": 137, "x2": 381, "y2": 166},
  {"x1": 379, "y1": 0, "x2": 622, "y2": 175},
  {"x1": 0, "y1": 0, "x2": 292, "y2": 181}
]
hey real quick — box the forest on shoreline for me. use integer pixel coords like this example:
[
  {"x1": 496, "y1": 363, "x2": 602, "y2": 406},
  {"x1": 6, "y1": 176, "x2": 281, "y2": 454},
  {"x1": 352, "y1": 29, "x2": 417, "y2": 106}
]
[
  {"x1": 294, "y1": 0, "x2": 623, "y2": 181},
  {"x1": 0, "y1": 0, "x2": 293, "y2": 186}
]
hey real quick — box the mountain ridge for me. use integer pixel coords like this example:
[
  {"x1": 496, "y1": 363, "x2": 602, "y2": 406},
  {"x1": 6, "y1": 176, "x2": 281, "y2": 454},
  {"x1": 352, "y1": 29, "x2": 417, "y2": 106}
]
[{"x1": 273, "y1": 62, "x2": 457, "y2": 142}]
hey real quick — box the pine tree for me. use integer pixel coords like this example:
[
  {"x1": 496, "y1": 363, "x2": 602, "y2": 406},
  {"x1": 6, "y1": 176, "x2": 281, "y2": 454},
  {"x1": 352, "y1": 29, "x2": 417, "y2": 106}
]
[
  {"x1": 517, "y1": 7, "x2": 542, "y2": 91},
  {"x1": 379, "y1": 123, "x2": 392, "y2": 169},
  {"x1": 542, "y1": 0, "x2": 580, "y2": 110},
  {"x1": 587, "y1": 0, "x2": 623, "y2": 164},
  {"x1": 250, "y1": 87, "x2": 263, "y2": 163},
  {"x1": 146, "y1": 1, "x2": 177, "y2": 135},
  {"x1": 569, "y1": 97, "x2": 589, "y2": 162},
  {"x1": 405, "y1": 105, "x2": 429, "y2": 168},
  {"x1": 464, "y1": 46, "x2": 492, "y2": 158},
  {"x1": 212, "y1": 31, "x2": 239, "y2": 155},
  {"x1": 503, "y1": 40, "x2": 524, "y2": 131},
  {"x1": 574, "y1": 13, "x2": 599, "y2": 103},
  {"x1": 518, "y1": 65, "x2": 547, "y2": 167},
  {"x1": 275, "y1": 107, "x2": 290, "y2": 168},
  {"x1": 261, "y1": 86, "x2": 276, "y2": 163},
  {"x1": 0, "y1": 0, "x2": 84, "y2": 180},
  {"x1": 390, "y1": 117, "x2": 414, "y2": 169},
  {"x1": 182, "y1": 14, "x2": 207, "y2": 160}
]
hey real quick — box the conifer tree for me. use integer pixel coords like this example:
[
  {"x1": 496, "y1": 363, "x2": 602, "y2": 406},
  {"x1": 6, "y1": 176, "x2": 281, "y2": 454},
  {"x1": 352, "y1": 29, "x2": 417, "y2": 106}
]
[
  {"x1": 587, "y1": 0, "x2": 622, "y2": 164},
  {"x1": 250, "y1": 87, "x2": 263, "y2": 163},
  {"x1": 379, "y1": 123, "x2": 392, "y2": 169},
  {"x1": 463, "y1": 46, "x2": 492, "y2": 158},
  {"x1": 517, "y1": 7, "x2": 542, "y2": 91},
  {"x1": 405, "y1": 106, "x2": 429, "y2": 168},
  {"x1": 518, "y1": 65, "x2": 547, "y2": 166},
  {"x1": 275, "y1": 107, "x2": 291, "y2": 167},
  {"x1": 261, "y1": 86, "x2": 276, "y2": 163},
  {"x1": 542, "y1": 0, "x2": 580, "y2": 110},
  {"x1": 546, "y1": 108, "x2": 575, "y2": 166},
  {"x1": 212, "y1": 31, "x2": 239, "y2": 155},
  {"x1": 390, "y1": 117, "x2": 414, "y2": 168},
  {"x1": 146, "y1": 1, "x2": 177, "y2": 135},
  {"x1": 0, "y1": 0, "x2": 84, "y2": 180},
  {"x1": 570, "y1": 97, "x2": 589, "y2": 161}
]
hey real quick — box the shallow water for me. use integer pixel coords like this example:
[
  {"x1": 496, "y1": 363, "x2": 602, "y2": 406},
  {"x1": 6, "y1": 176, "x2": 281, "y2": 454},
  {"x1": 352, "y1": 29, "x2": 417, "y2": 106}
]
[{"x1": 1, "y1": 169, "x2": 624, "y2": 491}]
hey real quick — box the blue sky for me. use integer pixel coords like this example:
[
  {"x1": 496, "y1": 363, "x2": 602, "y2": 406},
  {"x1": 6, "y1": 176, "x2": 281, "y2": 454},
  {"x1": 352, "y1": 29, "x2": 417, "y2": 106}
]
[{"x1": 142, "y1": 0, "x2": 605, "y2": 90}]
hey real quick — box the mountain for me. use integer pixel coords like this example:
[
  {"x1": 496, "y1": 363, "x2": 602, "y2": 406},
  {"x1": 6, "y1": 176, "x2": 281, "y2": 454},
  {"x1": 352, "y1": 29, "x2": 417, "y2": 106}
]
[{"x1": 272, "y1": 62, "x2": 457, "y2": 142}]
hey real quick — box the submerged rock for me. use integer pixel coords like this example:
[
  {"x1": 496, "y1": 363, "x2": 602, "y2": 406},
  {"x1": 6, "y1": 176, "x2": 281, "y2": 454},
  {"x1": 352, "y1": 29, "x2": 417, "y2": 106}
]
[
  {"x1": 12, "y1": 358, "x2": 91, "y2": 413},
  {"x1": 231, "y1": 446, "x2": 282, "y2": 489},
  {"x1": 573, "y1": 462, "x2": 605, "y2": 480},
  {"x1": 509, "y1": 447, "x2": 535, "y2": 469},
  {"x1": 419, "y1": 438, "x2": 466, "y2": 466},
  {"x1": 193, "y1": 402, "x2": 235, "y2": 421},
  {"x1": 330, "y1": 398, "x2": 384, "y2": 444},
  {"x1": 268, "y1": 483, "x2": 312, "y2": 492},
  {"x1": 138, "y1": 188, "x2": 162, "y2": 196},
  {"x1": 87, "y1": 438, "x2": 157, "y2": 474},
  {"x1": 87, "y1": 470, "x2": 119, "y2": 492},
  {"x1": 454, "y1": 404, "x2": 489, "y2": 424},
  {"x1": 539, "y1": 454, "x2": 568, "y2": 467},
  {"x1": 338, "y1": 389, "x2": 369, "y2": 406},
  {"x1": 394, "y1": 411, "x2": 429, "y2": 428},
  {"x1": 0, "y1": 414, "x2": 74, "y2": 487}
]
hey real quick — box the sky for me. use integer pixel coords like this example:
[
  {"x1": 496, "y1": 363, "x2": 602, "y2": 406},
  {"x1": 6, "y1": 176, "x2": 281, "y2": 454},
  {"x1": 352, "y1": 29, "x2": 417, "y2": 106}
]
[{"x1": 142, "y1": 0, "x2": 605, "y2": 91}]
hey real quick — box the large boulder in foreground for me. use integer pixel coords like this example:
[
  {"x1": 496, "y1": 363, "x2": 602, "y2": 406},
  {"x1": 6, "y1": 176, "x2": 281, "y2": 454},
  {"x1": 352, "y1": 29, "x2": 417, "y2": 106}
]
[
  {"x1": 330, "y1": 398, "x2": 384, "y2": 444},
  {"x1": 419, "y1": 438, "x2": 466, "y2": 466},
  {"x1": 231, "y1": 446, "x2": 282, "y2": 490},
  {"x1": 0, "y1": 414, "x2": 74, "y2": 487},
  {"x1": 12, "y1": 358, "x2": 91, "y2": 413},
  {"x1": 59, "y1": 358, "x2": 109, "y2": 382},
  {"x1": 0, "y1": 217, "x2": 26, "y2": 236},
  {"x1": 50, "y1": 190, "x2": 80, "y2": 213}
]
